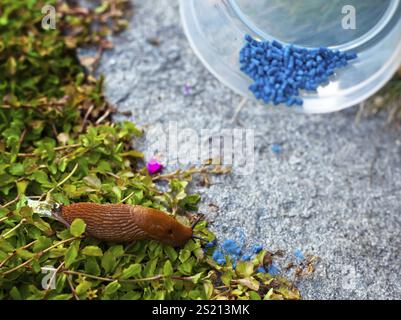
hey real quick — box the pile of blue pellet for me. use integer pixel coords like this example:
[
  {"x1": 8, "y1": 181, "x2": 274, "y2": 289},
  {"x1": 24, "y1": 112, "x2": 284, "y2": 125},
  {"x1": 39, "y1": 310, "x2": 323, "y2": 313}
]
[
  {"x1": 239, "y1": 35, "x2": 358, "y2": 107},
  {"x1": 208, "y1": 239, "x2": 280, "y2": 275}
]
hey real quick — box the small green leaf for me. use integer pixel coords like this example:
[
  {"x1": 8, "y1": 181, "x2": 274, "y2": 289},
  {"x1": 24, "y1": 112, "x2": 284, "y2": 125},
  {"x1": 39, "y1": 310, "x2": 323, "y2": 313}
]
[
  {"x1": 143, "y1": 259, "x2": 158, "y2": 277},
  {"x1": 188, "y1": 289, "x2": 201, "y2": 300},
  {"x1": 109, "y1": 245, "x2": 124, "y2": 257},
  {"x1": 177, "y1": 261, "x2": 193, "y2": 275},
  {"x1": 49, "y1": 294, "x2": 73, "y2": 300},
  {"x1": 190, "y1": 272, "x2": 203, "y2": 284},
  {"x1": 163, "y1": 260, "x2": 173, "y2": 276},
  {"x1": 164, "y1": 246, "x2": 178, "y2": 262},
  {"x1": 85, "y1": 257, "x2": 101, "y2": 276},
  {"x1": 0, "y1": 240, "x2": 15, "y2": 252},
  {"x1": 236, "y1": 261, "x2": 254, "y2": 277},
  {"x1": 236, "y1": 277, "x2": 260, "y2": 291},
  {"x1": 33, "y1": 236, "x2": 52, "y2": 252},
  {"x1": 16, "y1": 180, "x2": 28, "y2": 196},
  {"x1": 264, "y1": 288, "x2": 274, "y2": 300},
  {"x1": 64, "y1": 240, "x2": 80, "y2": 268},
  {"x1": 32, "y1": 217, "x2": 52, "y2": 236},
  {"x1": 164, "y1": 278, "x2": 174, "y2": 293},
  {"x1": 248, "y1": 291, "x2": 261, "y2": 300},
  {"x1": 9, "y1": 287, "x2": 22, "y2": 300},
  {"x1": 81, "y1": 246, "x2": 103, "y2": 257},
  {"x1": 178, "y1": 249, "x2": 191, "y2": 263},
  {"x1": 104, "y1": 281, "x2": 121, "y2": 295},
  {"x1": 70, "y1": 218, "x2": 86, "y2": 237},
  {"x1": 76, "y1": 280, "x2": 92, "y2": 296},
  {"x1": 83, "y1": 175, "x2": 101, "y2": 189},
  {"x1": 9, "y1": 163, "x2": 25, "y2": 176},
  {"x1": 120, "y1": 291, "x2": 142, "y2": 300},
  {"x1": 49, "y1": 248, "x2": 67, "y2": 259},
  {"x1": 203, "y1": 282, "x2": 214, "y2": 299},
  {"x1": 101, "y1": 251, "x2": 116, "y2": 273},
  {"x1": 16, "y1": 249, "x2": 34, "y2": 260},
  {"x1": 120, "y1": 263, "x2": 142, "y2": 280},
  {"x1": 31, "y1": 171, "x2": 50, "y2": 185},
  {"x1": 221, "y1": 272, "x2": 232, "y2": 286}
]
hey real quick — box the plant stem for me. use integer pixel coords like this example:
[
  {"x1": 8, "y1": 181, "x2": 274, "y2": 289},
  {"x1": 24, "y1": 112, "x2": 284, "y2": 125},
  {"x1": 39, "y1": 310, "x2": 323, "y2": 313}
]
[
  {"x1": 54, "y1": 144, "x2": 82, "y2": 151},
  {"x1": 3, "y1": 144, "x2": 82, "y2": 158},
  {"x1": 0, "y1": 216, "x2": 10, "y2": 223},
  {"x1": 0, "y1": 219, "x2": 26, "y2": 240},
  {"x1": 153, "y1": 166, "x2": 230, "y2": 181},
  {"x1": 120, "y1": 191, "x2": 135, "y2": 203},
  {"x1": 0, "y1": 240, "x2": 37, "y2": 268},
  {"x1": 62, "y1": 270, "x2": 118, "y2": 282},
  {"x1": 1, "y1": 237, "x2": 78, "y2": 275},
  {"x1": 40, "y1": 163, "x2": 79, "y2": 200},
  {"x1": 66, "y1": 274, "x2": 80, "y2": 300},
  {"x1": 0, "y1": 195, "x2": 19, "y2": 209},
  {"x1": 62, "y1": 270, "x2": 198, "y2": 284}
]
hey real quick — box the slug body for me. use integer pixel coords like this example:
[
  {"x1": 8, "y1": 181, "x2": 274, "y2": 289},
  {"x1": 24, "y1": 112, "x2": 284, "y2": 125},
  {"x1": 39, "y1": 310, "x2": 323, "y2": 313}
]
[{"x1": 59, "y1": 203, "x2": 193, "y2": 247}]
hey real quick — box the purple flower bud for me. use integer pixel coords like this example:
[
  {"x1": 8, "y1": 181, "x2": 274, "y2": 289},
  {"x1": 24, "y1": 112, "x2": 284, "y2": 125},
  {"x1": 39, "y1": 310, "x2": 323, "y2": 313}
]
[{"x1": 146, "y1": 158, "x2": 163, "y2": 175}]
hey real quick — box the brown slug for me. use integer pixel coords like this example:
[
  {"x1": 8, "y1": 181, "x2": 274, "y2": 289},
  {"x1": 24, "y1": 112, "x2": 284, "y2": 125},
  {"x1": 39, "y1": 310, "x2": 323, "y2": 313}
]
[{"x1": 53, "y1": 203, "x2": 193, "y2": 247}]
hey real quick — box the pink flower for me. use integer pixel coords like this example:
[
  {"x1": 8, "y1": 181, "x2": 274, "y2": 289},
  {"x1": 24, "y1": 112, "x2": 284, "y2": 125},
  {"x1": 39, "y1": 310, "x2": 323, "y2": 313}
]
[{"x1": 146, "y1": 158, "x2": 163, "y2": 174}]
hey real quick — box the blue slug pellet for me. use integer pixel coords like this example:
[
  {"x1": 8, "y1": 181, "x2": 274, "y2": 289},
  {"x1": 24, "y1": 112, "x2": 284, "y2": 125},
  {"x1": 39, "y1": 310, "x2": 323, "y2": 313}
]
[
  {"x1": 212, "y1": 249, "x2": 226, "y2": 265},
  {"x1": 271, "y1": 143, "x2": 282, "y2": 154},
  {"x1": 239, "y1": 35, "x2": 358, "y2": 107},
  {"x1": 205, "y1": 239, "x2": 217, "y2": 248},
  {"x1": 222, "y1": 239, "x2": 241, "y2": 256},
  {"x1": 252, "y1": 244, "x2": 263, "y2": 254},
  {"x1": 267, "y1": 264, "x2": 280, "y2": 276},
  {"x1": 241, "y1": 254, "x2": 252, "y2": 261},
  {"x1": 256, "y1": 266, "x2": 266, "y2": 273},
  {"x1": 294, "y1": 249, "x2": 305, "y2": 262}
]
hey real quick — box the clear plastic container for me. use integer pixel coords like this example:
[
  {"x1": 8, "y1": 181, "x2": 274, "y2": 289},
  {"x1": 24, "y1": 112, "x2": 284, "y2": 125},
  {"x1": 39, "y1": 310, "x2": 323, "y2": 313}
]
[{"x1": 180, "y1": 0, "x2": 401, "y2": 113}]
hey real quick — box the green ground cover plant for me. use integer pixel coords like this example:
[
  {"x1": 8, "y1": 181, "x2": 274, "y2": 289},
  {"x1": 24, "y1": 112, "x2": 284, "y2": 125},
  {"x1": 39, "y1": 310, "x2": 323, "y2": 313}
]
[{"x1": 0, "y1": 0, "x2": 303, "y2": 300}]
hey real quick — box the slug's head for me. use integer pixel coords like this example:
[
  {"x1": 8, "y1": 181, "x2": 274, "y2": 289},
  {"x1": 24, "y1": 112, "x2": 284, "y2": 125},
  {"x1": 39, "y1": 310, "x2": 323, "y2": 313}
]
[
  {"x1": 135, "y1": 207, "x2": 193, "y2": 247},
  {"x1": 159, "y1": 219, "x2": 193, "y2": 247}
]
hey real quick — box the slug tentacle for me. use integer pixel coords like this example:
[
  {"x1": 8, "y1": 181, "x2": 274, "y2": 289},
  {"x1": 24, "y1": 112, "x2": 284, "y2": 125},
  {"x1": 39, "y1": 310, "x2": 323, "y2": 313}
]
[{"x1": 59, "y1": 203, "x2": 193, "y2": 247}]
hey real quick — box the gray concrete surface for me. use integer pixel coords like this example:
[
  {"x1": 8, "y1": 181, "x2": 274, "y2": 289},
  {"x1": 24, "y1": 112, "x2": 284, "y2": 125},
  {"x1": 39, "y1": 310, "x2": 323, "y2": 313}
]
[{"x1": 98, "y1": 0, "x2": 401, "y2": 299}]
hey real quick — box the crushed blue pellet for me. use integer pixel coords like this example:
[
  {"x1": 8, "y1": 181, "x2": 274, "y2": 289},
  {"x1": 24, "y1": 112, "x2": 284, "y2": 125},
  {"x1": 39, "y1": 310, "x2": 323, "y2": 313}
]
[
  {"x1": 267, "y1": 264, "x2": 280, "y2": 276},
  {"x1": 211, "y1": 241, "x2": 285, "y2": 276},
  {"x1": 241, "y1": 254, "x2": 252, "y2": 261},
  {"x1": 205, "y1": 239, "x2": 217, "y2": 248},
  {"x1": 239, "y1": 35, "x2": 358, "y2": 107},
  {"x1": 294, "y1": 249, "x2": 305, "y2": 262},
  {"x1": 222, "y1": 239, "x2": 242, "y2": 256},
  {"x1": 271, "y1": 143, "x2": 282, "y2": 154},
  {"x1": 212, "y1": 250, "x2": 226, "y2": 265},
  {"x1": 256, "y1": 266, "x2": 266, "y2": 273},
  {"x1": 252, "y1": 244, "x2": 263, "y2": 254}
]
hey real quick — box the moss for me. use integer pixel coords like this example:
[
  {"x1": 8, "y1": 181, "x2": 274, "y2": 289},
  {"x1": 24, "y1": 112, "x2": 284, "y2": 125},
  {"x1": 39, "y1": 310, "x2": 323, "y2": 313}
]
[{"x1": 366, "y1": 70, "x2": 401, "y2": 124}]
